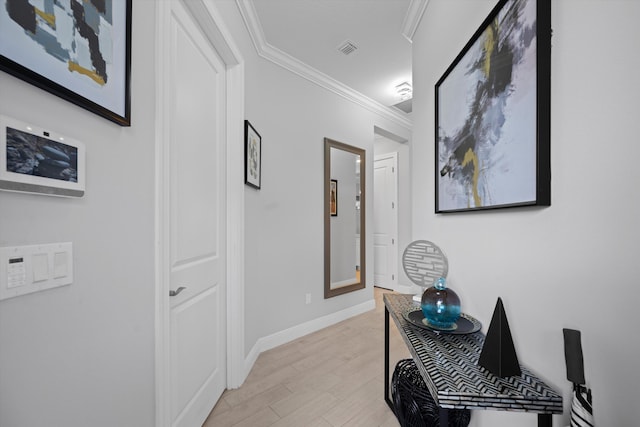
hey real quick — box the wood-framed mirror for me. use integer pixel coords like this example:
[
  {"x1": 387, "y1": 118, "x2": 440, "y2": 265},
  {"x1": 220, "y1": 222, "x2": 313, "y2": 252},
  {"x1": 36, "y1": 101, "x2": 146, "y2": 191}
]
[{"x1": 324, "y1": 138, "x2": 366, "y2": 298}]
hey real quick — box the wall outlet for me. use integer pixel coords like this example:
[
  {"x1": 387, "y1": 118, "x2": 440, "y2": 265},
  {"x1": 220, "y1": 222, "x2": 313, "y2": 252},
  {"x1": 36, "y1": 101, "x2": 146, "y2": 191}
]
[{"x1": 305, "y1": 293, "x2": 311, "y2": 305}]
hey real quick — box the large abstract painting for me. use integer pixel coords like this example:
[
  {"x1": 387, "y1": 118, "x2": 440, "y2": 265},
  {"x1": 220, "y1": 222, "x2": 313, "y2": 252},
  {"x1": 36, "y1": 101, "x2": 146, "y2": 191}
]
[
  {"x1": 0, "y1": 0, "x2": 131, "y2": 126},
  {"x1": 435, "y1": 0, "x2": 550, "y2": 213}
]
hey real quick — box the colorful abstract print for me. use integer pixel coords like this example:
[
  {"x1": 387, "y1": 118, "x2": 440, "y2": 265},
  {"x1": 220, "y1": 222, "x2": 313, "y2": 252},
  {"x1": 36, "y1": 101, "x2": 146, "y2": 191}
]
[{"x1": 5, "y1": 0, "x2": 113, "y2": 86}]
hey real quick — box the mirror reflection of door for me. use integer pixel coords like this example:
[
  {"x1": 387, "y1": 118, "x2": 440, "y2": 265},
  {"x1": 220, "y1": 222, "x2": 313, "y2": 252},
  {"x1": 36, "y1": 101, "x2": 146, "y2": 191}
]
[
  {"x1": 324, "y1": 138, "x2": 365, "y2": 298},
  {"x1": 330, "y1": 148, "x2": 358, "y2": 288}
]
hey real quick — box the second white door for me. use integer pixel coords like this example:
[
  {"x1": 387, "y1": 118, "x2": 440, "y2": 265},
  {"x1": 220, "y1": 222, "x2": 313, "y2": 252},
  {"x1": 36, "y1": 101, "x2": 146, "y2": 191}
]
[{"x1": 373, "y1": 153, "x2": 398, "y2": 291}]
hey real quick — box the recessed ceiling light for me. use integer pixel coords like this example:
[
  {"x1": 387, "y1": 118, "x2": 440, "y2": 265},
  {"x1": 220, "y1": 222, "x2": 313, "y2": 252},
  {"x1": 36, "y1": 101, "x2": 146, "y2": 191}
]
[{"x1": 395, "y1": 81, "x2": 412, "y2": 100}]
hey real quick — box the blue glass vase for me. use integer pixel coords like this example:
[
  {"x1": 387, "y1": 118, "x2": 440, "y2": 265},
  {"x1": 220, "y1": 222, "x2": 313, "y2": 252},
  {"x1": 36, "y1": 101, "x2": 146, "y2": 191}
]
[{"x1": 421, "y1": 277, "x2": 461, "y2": 330}]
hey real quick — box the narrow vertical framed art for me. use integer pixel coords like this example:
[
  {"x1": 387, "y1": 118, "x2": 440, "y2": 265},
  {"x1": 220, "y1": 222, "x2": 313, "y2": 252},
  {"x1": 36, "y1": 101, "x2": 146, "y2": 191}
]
[
  {"x1": 244, "y1": 120, "x2": 261, "y2": 189},
  {"x1": 435, "y1": 0, "x2": 551, "y2": 213},
  {"x1": 0, "y1": 0, "x2": 132, "y2": 126},
  {"x1": 330, "y1": 179, "x2": 338, "y2": 216}
]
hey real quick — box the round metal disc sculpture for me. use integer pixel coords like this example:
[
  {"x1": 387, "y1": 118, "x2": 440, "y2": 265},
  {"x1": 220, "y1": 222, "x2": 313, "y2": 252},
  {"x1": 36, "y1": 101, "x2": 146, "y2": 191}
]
[{"x1": 402, "y1": 240, "x2": 449, "y2": 289}]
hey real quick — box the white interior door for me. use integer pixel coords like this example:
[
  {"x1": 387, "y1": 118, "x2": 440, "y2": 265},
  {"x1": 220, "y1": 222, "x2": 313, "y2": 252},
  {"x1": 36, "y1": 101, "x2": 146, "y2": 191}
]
[
  {"x1": 373, "y1": 153, "x2": 398, "y2": 290},
  {"x1": 166, "y1": 3, "x2": 227, "y2": 426}
]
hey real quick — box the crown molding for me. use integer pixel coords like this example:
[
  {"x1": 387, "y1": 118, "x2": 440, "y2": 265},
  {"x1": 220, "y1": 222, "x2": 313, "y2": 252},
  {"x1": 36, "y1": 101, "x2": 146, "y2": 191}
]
[
  {"x1": 236, "y1": 0, "x2": 412, "y2": 130},
  {"x1": 401, "y1": 0, "x2": 429, "y2": 43}
]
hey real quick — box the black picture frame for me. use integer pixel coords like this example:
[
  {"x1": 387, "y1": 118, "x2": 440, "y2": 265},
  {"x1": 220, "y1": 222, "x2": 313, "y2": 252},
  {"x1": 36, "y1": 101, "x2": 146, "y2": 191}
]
[
  {"x1": 330, "y1": 179, "x2": 338, "y2": 216},
  {"x1": 244, "y1": 120, "x2": 261, "y2": 189},
  {"x1": 435, "y1": 0, "x2": 550, "y2": 213},
  {"x1": 0, "y1": 1, "x2": 132, "y2": 126}
]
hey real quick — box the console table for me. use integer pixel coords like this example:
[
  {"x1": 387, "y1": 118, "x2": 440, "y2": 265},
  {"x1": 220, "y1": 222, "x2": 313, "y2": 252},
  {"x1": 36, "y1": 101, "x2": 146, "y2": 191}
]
[{"x1": 384, "y1": 294, "x2": 563, "y2": 426}]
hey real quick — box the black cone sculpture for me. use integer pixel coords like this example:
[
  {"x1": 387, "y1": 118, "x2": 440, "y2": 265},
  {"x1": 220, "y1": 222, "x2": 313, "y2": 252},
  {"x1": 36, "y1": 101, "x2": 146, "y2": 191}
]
[{"x1": 478, "y1": 297, "x2": 521, "y2": 377}]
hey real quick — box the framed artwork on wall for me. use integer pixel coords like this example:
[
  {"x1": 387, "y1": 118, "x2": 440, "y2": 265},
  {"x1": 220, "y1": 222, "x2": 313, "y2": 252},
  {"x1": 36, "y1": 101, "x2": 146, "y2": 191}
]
[
  {"x1": 435, "y1": 0, "x2": 551, "y2": 213},
  {"x1": 244, "y1": 120, "x2": 261, "y2": 189},
  {"x1": 0, "y1": 0, "x2": 132, "y2": 126},
  {"x1": 330, "y1": 179, "x2": 338, "y2": 216}
]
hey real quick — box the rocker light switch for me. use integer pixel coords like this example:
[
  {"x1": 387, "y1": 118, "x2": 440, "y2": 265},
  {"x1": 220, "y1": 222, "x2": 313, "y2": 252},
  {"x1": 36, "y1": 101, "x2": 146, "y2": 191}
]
[
  {"x1": 32, "y1": 253, "x2": 49, "y2": 282},
  {"x1": 53, "y1": 252, "x2": 68, "y2": 279}
]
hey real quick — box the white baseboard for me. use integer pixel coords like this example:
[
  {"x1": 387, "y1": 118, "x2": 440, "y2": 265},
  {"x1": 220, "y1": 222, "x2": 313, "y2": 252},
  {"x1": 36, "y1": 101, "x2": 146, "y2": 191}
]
[
  {"x1": 241, "y1": 298, "x2": 376, "y2": 384},
  {"x1": 331, "y1": 278, "x2": 359, "y2": 289}
]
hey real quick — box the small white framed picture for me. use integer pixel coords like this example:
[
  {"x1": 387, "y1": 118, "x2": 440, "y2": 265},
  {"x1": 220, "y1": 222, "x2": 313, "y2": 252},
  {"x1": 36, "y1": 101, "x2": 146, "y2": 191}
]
[{"x1": 244, "y1": 120, "x2": 261, "y2": 189}]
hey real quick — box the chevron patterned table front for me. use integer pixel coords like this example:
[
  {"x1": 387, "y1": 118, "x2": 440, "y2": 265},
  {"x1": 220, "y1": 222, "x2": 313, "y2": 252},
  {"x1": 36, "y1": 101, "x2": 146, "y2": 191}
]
[{"x1": 384, "y1": 293, "x2": 563, "y2": 426}]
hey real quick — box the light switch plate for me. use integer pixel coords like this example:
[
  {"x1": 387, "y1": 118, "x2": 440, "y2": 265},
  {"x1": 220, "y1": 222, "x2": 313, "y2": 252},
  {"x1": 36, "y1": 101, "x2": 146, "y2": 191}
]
[{"x1": 0, "y1": 243, "x2": 73, "y2": 301}]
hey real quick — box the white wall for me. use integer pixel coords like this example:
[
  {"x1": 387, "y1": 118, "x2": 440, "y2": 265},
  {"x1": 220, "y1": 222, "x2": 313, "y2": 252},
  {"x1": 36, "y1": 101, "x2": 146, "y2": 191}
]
[
  {"x1": 0, "y1": 1, "x2": 157, "y2": 426},
  {"x1": 412, "y1": 1, "x2": 640, "y2": 425},
  {"x1": 213, "y1": 2, "x2": 412, "y2": 357},
  {"x1": 242, "y1": 49, "x2": 409, "y2": 353}
]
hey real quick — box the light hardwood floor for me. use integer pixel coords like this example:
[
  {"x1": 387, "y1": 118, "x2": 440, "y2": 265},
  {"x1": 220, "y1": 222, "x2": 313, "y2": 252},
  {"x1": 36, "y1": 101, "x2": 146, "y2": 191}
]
[{"x1": 203, "y1": 287, "x2": 411, "y2": 427}]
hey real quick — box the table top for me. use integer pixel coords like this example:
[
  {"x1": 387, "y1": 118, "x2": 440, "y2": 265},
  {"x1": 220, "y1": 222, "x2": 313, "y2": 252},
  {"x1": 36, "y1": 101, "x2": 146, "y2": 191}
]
[{"x1": 384, "y1": 293, "x2": 563, "y2": 414}]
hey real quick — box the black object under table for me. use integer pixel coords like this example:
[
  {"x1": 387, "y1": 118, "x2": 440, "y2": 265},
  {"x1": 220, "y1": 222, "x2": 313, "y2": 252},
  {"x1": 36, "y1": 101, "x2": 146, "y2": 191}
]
[{"x1": 384, "y1": 294, "x2": 562, "y2": 427}]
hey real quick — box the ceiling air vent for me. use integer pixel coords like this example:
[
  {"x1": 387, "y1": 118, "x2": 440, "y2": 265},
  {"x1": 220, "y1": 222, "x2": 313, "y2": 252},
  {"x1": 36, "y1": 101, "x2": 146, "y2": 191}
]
[{"x1": 337, "y1": 40, "x2": 358, "y2": 55}]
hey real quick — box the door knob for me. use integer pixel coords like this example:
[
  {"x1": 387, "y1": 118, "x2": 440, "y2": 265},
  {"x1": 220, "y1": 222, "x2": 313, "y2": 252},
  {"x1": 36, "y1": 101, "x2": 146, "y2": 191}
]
[{"x1": 169, "y1": 286, "x2": 186, "y2": 297}]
